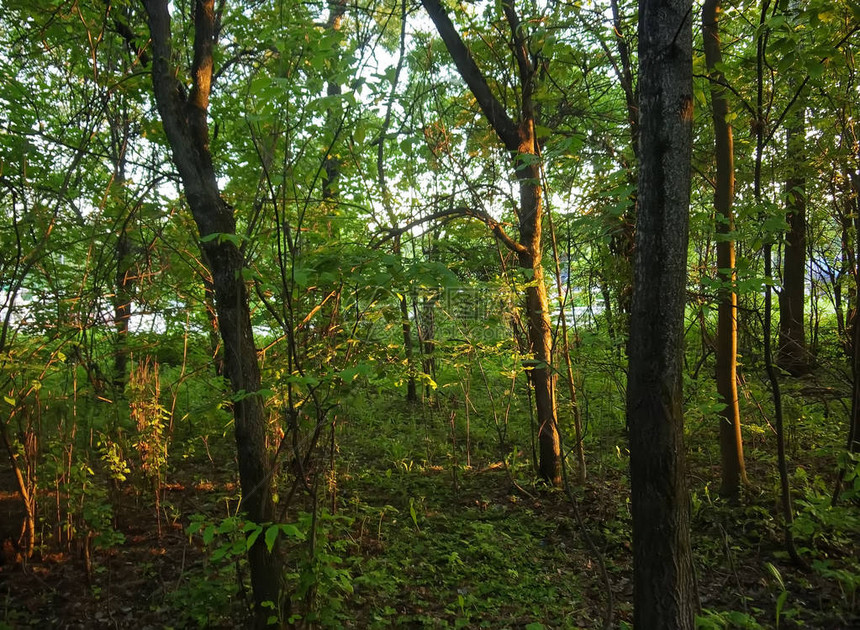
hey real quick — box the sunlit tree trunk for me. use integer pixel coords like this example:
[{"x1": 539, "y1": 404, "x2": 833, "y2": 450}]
[
  {"x1": 421, "y1": 0, "x2": 561, "y2": 485},
  {"x1": 703, "y1": 0, "x2": 747, "y2": 500},
  {"x1": 627, "y1": 0, "x2": 698, "y2": 625}
]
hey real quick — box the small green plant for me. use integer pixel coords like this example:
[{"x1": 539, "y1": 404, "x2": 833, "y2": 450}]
[
  {"x1": 290, "y1": 509, "x2": 355, "y2": 627},
  {"x1": 696, "y1": 608, "x2": 765, "y2": 629},
  {"x1": 97, "y1": 437, "x2": 130, "y2": 484},
  {"x1": 764, "y1": 562, "x2": 794, "y2": 629},
  {"x1": 812, "y1": 559, "x2": 859, "y2": 612},
  {"x1": 182, "y1": 514, "x2": 310, "y2": 626},
  {"x1": 129, "y1": 357, "x2": 169, "y2": 495}
]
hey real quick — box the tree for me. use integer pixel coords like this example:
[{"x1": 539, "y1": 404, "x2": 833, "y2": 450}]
[
  {"x1": 703, "y1": 0, "x2": 748, "y2": 500},
  {"x1": 140, "y1": 0, "x2": 282, "y2": 623},
  {"x1": 627, "y1": 0, "x2": 698, "y2": 625},
  {"x1": 420, "y1": 0, "x2": 562, "y2": 485},
  {"x1": 777, "y1": 101, "x2": 810, "y2": 375}
]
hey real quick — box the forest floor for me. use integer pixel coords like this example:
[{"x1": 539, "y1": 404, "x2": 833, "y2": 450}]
[{"x1": 1, "y1": 399, "x2": 859, "y2": 629}]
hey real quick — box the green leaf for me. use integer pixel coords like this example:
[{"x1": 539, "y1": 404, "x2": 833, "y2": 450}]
[
  {"x1": 805, "y1": 59, "x2": 824, "y2": 79},
  {"x1": 265, "y1": 524, "x2": 280, "y2": 552},
  {"x1": 280, "y1": 523, "x2": 305, "y2": 540},
  {"x1": 202, "y1": 524, "x2": 216, "y2": 546},
  {"x1": 776, "y1": 590, "x2": 788, "y2": 629},
  {"x1": 292, "y1": 267, "x2": 311, "y2": 287},
  {"x1": 211, "y1": 544, "x2": 229, "y2": 562},
  {"x1": 765, "y1": 561, "x2": 786, "y2": 591}
]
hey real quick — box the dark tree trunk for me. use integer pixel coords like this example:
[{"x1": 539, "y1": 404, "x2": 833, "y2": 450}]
[
  {"x1": 108, "y1": 115, "x2": 133, "y2": 392},
  {"x1": 836, "y1": 171, "x2": 860, "y2": 505},
  {"x1": 322, "y1": 0, "x2": 346, "y2": 208},
  {"x1": 400, "y1": 284, "x2": 418, "y2": 403},
  {"x1": 836, "y1": 202, "x2": 857, "y2": 356},
  {"x1": 703, "y1": 0, "x2": 747, "y2": 500},
  {"x1": 421, "y1": 0, "x2": 561, "y2": 485},
  {"x1": 754, "y1": 0, "x2": 803, "y2": 565},
  {"x1": 375, "y1": 0, "x2": 418, "y2": 403},
  {"x1": 778, "y1": 107, "x2": 810, "y2": 375},
  {"x1": 850, "y1": 172, "x2": 860, "y2": 454},
  {"x1": 114, "y1": 207, "x2": 132, "y2": 390},
  {"x1": 141, "y1": 1, "x2": 282, "y2": 623},
  {"x1": 627, "y1": 0, "x2": 698, "y2": 626}
]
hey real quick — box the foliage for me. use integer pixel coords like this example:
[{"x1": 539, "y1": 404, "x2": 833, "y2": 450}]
[{"x1": 0, "y1": 0, "x2": 858, "y2": 627}]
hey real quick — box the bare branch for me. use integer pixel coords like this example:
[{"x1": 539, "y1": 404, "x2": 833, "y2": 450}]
[
  {"x1": 420, "y1": 0, "x2": 521, "y2": 151},
  {"x1": 373, "y1": 207, "x2": 527, "y2": 255}
]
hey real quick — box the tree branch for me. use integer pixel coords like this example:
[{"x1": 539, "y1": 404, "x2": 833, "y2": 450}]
[
  {"x1": 501, "y1": 0, "x2": 532, "y2": 100},
  {"x1": 374, "y1": 207, "x2": 527, "y2": 255},
  {"x1": 420, "y1": 0, "x2": 521, "y2": 151}
]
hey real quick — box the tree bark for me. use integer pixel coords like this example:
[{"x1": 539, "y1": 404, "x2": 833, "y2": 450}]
[
  {"x1": 703, "y1": 0, "x2": 747, "y2": 500},
  {"x1": 850, "y1": 171, "x2": 860, "y2": 454},
  {"x1": 627, "y1": 0, "x2": 698, "y2": 626},
  {"x1": 778, "y1": 105, "x2": 810, "y2": 375},
  {"x1": 375, "y1": 0, "x2": 418, "y2": 403},
  {"x1": 109, "y1": 123, "x2": 133, "y2": 392},
  {"x1": 835, "y1": 171, "x2": 860, "y2": 504},
  {"x1": 141, "y1": 0, "x2": 282, "y2": 623},
  {"x1": 322, "y1": 0, "x2": 346, "y2": 206},
  {"x1": 421, "y1": 0, "x2": 561, "y2": 485}
]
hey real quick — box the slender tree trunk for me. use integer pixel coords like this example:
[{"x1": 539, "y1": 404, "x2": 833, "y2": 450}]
[
  {"x1": 703, "y1": 0, "x2": 747, "y2": 500},
  {"x1": 755, "y1": 0, "x2": 803, "y2": 565},
  {"x1": 778, "y1": 105, "x2": 810, "y2": 375},
  {"x1": 603, "y1": 0, "x2": 637, "y2": 316},
  {"x1": 421, "y1": 0, "x2": 562, "y2": 484},
  {"x1": 1, "y1": 422, "x2": 35, "y2": 558},
  {"x1": 375, "y1": 0, "x2": 417, "y2": 403},
  {"x1": 627, "y1": 0, "x2": 698, "y2": 626},
  {"x1": 548, "y1": 199, "x2": 586, "y2": 482},
  {"x1": 517, "y1": 180, "x2": 562, "y2": 486},
  {"x1": 142, "y1": 1, "x2": 282, "y2": 623},
  {"x1": 108, "y1": 113, "x2": 134, "y2": 392},
  {"x1": 834, "y1": 211, "x2": 848, "y2": 346},
  {"x1": 399, "y1": 276, "x2": 418, "y2": 403},
  {"x1": 114, "y1": 207, "x2": 132, "y2": 389},
  {"x1": 321, "y1": 0, "x2": 346, "y2": 206},
  {"x1": 834, "y1": 171, "x2": 860, "y2": 504},
  {"x1": 850, "y1": 172, "x2": 860, "y2": 454}
]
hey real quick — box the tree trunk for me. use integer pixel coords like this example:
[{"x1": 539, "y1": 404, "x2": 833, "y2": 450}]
[
  {"x1": 778, "y1": 106, "x2": 810, "y2": 375},
  {"x1": 114, "y1": 208, "x2": 132, "y2": 390},
  {"x1": 703, "y1": 0, "x2": 747, "y2": 500},
  {"x1": 375, "y1": 0, "x2": 418, "y2": 403},
  {"x1": 548, "y1": 206, "x2": 587, "y2": 483},
  {"x1": 142, "y1": 1, "x2": 282, "y2": 623},
  {"x1": 835, "y1": 170, "x2": 860, "y2": 504},
  {"x1": 850, "y1": 171, "x2": 860, "y2": 454},
  {"x1": 420, "y1": 0, "x2": 562, "y2": 485},
  {"x1": 835, "y1": 209, "x2": 850, "y2": 350},
  {"x1": 754, "y1": 0, "x2": 803, "y2": 566},
  {"x1": 627, "y1": 0, "x2": 698, "y2": 626},
  {"x1": 108, "y1": 114, "x2": 134, "y2": 392},
  {"x1": 322, "y1": 0, "x2": 346, "y2": 210},
  {"x1": 519, "y1": 217, "x2": 562, "y2": 486}
]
